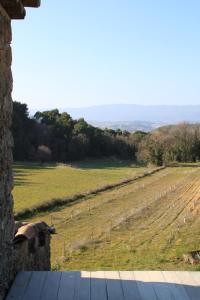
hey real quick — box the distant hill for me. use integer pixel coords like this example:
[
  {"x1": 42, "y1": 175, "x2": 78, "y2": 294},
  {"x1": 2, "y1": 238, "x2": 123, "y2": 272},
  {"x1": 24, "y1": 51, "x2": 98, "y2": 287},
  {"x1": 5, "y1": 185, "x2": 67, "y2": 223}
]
[
  {"x1": 62, "y1": 104, "x2": 200, "y2": 123},
  {"x1": 30, "y1": 104, "x2": 200, "y2": 132},
  {"x1": 90, "y1": 121, "x2": 163, "y2": 132}
]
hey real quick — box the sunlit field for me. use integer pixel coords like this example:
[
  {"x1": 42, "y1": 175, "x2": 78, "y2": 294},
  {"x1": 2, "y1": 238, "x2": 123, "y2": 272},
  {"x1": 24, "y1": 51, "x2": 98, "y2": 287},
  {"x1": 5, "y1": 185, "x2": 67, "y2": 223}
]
[
  {"x1": 13, "y1": 159, "x2": 147, "y2": 213},
  {"x1": 24, "y1": 165, "x2": 200, "y2": 271}
]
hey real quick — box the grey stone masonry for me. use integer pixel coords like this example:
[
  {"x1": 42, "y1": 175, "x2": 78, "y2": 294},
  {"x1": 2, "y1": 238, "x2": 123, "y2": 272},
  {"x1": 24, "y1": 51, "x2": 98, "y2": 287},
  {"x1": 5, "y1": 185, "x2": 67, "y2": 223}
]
[
  {"x1": 0, "y1": 2, "x2": 42, "y2": 299},
  {"x1": 0, "y1": 4, "x2": 14, "y2": 300}
]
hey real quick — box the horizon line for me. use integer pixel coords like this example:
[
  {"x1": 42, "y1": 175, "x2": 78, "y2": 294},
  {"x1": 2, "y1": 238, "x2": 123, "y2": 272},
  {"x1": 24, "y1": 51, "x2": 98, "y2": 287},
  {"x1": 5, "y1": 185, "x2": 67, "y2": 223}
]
[{"x1": 27, "y1": 103, "x2": 200, "y2": 110}]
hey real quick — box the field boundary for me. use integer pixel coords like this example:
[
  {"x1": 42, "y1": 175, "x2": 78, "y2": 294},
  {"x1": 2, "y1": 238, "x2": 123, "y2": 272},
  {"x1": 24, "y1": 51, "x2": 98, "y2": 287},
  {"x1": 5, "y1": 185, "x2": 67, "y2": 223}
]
[{"x1": 14, "y1": 166, "x2": 165, "y2": 220}]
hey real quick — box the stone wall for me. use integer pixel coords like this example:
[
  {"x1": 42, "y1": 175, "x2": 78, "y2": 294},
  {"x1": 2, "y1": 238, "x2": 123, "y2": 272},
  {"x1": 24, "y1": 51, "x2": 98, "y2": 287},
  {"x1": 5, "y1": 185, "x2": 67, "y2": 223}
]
[
  {"x1": 13, "y1": 222, "x2": 51, "y2": 273},
  {"x1": 0, "y1": 4, "x2": 14, "y2": 300},
  {"x1": 0, "y1": 2, "x2": 45, "y2": 299}
]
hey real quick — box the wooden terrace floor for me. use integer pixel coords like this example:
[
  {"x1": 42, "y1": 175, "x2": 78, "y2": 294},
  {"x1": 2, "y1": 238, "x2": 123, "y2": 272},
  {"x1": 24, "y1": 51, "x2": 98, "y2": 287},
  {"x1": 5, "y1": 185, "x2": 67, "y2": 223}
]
[{"x1": 6, "y1": 271, "x2": 200, "y2": 300}]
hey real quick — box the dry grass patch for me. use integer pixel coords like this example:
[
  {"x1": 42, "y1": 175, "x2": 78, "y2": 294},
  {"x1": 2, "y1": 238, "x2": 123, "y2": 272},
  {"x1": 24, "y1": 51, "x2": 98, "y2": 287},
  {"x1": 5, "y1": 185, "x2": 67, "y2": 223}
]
[{"x1": 25, "y1": 166, "x2": 200, "y2": 270}]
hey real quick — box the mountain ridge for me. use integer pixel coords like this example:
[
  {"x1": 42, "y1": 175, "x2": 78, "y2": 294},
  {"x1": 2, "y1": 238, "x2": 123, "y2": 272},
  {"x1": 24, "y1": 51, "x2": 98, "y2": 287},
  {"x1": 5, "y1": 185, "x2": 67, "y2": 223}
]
[
  {"x1": 30, "y1": 104, "x2": 200, "y2": 132},
  {"x1": 59, "y1": 104, "x2": 200, "y2": 123}
]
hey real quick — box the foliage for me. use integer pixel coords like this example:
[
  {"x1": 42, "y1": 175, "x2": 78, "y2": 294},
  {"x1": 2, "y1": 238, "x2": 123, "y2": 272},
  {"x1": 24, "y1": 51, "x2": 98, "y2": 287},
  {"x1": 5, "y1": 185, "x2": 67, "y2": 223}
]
[
  {"x1": 139, "y1": 123, "x2": 200, "y2": 166},
  {"x1": 12, "y1": 101, "x2": 137, "y2": 162},
  {"x1": 37, "y1": 145, "x2": 52, "y2": 163},
  {"x1": 12, "y1": 102, "x2": 200, "y2": 166},
  {"x1": 12, "y1": 102, "x2": 37, "y2": 160}
]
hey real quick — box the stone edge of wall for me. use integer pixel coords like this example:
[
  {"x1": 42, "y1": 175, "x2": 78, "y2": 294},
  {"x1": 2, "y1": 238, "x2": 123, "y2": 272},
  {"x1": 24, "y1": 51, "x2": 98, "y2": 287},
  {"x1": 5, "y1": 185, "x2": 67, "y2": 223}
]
[{"x1": 0, "y1": 3, "x2": 14, "y2": 300}]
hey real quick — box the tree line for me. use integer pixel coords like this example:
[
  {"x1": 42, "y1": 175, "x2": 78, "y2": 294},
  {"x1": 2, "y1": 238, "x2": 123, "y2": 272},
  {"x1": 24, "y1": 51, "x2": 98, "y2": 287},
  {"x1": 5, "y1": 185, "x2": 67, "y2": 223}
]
[
  {"x1": 12, "y1": 101, "x2": 200, "y2": 165},
  {"x1": 138, "y1": 123, "x2": 200, "y2": 166},
  {"x1": 12, "y1": 101, "x2": 138, "y2": 162}
]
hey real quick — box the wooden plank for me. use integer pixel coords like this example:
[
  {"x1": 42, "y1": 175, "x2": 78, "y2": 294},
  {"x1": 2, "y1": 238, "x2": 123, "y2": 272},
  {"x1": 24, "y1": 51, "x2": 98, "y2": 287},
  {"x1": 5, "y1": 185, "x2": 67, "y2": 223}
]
[
  {"x1": 22, "y1": 0, "x2": 41, "y2": 7},
  {"x1": 39, "y1": 271, "x2": 62, "y2": 300},
  {"x1": 22, "y1": 271, "x2": 47, "y2": 300},
  {"x1": 162, "y1": 271, "x2": 191, "y2": 300},
  {"x1": 104, "y1": 271, "x2": 124, "y2": 300},
  {"x1": 119, "y1": 271, "x2": 141, "y2": 300},
  {"x1": 91, "y1": 271, "x2": 107, "y2": 300},
  {"x1": 147, "y1": 271, "x2": 176, "y2": 300},
  {"x1": 175, "y1": 271, "x2": 200, "y2": 300},
  {"x1": 6, "y1": 272, "x2": 32, "y2": 300},
  {"x1": 73, "y1": 271, "x2": 91, "y2": 300},
  {"x1": 1, "y1": 0, "x2": 26, "y2": 19},
  {"x1": 57, "y1": 272, "x2": 78, "y2": 300},
  {"x1": 189, "y1": 272, "x2": 200, "y2": 285},
  {"x1": 176, "y1": 271, "x2": 200, "y2": 286},
  {"x1": 133, "y1": 271, "x2": 158, "y2": 300},
  {"x1": 6, "y1": 271, "x2": 200, "y2": 300}
]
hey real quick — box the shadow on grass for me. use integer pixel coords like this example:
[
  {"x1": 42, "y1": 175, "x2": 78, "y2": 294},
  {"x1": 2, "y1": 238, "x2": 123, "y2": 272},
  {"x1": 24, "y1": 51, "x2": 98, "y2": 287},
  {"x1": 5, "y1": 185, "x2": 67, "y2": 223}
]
[
  {"x1": 13, "y1": 162, "x2": 57, "y2": 171},
  {"x1": 14, "y1": 178, "x2": 40, "y2": 187},
  {"x1": 13, "y1": 162, "x2": 57, "y2": 186},
  {"x1": 167, "y1": 162, "x2": 200, "y2": 168},
  {"x1": 13, "y1": 160, "x2": 145, "y2": 172},
  {"x1": 70, "y1": 159, "x2": 146, "y2": 170}
]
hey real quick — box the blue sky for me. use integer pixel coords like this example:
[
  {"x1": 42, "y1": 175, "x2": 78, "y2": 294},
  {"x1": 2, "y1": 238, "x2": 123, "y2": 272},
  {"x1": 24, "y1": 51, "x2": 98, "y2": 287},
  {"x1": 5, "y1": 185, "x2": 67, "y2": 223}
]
[{"x1": 12, "y1": 0, "x2": 200, "y2": 109}]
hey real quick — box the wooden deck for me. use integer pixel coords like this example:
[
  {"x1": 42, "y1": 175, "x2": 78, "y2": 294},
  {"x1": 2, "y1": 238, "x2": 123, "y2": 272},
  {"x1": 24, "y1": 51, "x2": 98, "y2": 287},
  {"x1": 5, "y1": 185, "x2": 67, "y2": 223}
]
[{"x1": 6, "y1": 271, "x2": 200, "y2": 300}]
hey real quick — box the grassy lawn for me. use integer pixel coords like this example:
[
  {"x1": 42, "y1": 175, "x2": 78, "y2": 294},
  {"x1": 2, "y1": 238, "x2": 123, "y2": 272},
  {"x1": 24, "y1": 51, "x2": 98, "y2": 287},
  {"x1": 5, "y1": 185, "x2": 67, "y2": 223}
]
[
  {"x1": 25, "y1": 166, "x2": 200, "y2": 271},
  {"x1": 13, "y1": 159, "x2": 147, "y2": 213}
]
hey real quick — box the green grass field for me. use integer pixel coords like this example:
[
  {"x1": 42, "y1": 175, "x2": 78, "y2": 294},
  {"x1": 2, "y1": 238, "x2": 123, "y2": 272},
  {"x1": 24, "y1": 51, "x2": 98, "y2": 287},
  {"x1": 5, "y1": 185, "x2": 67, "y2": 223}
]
[
  {"x1": 13, "y1": 159, "x2": 147, "y2": 213},
  {"x1": 22, "y1": 164, "x2": 200, "y2": 271}
]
